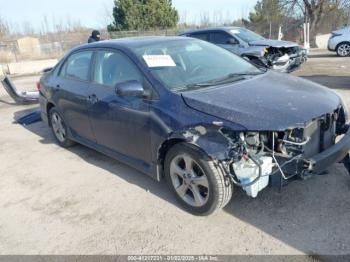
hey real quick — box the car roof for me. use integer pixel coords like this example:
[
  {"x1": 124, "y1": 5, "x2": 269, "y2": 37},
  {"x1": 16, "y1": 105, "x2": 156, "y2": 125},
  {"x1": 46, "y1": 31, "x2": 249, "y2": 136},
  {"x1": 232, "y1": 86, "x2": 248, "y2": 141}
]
[
  {"x1": 73, "y1": 36, "x2": 191, "y2": 52},
  {"x1": 179, "y1": 26, "x2": 242, "y2": 35}
]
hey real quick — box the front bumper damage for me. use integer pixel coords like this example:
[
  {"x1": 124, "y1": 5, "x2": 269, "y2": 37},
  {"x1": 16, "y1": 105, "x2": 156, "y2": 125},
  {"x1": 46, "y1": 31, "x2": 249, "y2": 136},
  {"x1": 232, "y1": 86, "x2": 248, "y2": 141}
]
[
  {"x1": 176, "y1": 107, "x2": 350, "y2": 198},
  {"x1": 270, "y1": 50, "x2": 308, "y2": 73},
  {"x1": 307, "y1": 127, "x2": 350, "y2": 174},
  {"x1": 248, "y1": 46, "x2": 308, "y2": 73}
]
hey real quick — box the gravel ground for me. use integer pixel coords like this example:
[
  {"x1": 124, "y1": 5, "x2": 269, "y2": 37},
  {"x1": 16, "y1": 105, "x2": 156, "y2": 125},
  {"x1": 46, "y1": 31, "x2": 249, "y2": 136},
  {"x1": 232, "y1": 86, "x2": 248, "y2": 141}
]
[{"x1": 0, "y1": 50, "x2": 350, "y2": 255}]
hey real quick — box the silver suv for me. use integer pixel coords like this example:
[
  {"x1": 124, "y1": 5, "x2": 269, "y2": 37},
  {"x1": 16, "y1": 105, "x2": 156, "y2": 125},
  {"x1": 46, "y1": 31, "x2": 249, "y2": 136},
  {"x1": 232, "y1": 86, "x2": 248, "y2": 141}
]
[{"x1": 328, "y1": 26, "x2": 350, "y2": 56}]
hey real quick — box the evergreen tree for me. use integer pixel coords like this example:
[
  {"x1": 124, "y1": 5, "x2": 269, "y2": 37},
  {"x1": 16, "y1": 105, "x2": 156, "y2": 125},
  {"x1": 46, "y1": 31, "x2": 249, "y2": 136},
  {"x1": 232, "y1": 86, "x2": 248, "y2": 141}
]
[{"x1": 108, "y1": 0, "x2": 179, "y2": 31}]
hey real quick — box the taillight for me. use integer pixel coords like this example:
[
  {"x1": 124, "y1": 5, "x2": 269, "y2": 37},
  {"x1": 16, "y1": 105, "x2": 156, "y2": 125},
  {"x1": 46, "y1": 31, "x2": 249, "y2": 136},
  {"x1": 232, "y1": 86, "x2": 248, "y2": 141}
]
[{"x1": 36, "y1": 82, "x2": 41, "y2": 91}]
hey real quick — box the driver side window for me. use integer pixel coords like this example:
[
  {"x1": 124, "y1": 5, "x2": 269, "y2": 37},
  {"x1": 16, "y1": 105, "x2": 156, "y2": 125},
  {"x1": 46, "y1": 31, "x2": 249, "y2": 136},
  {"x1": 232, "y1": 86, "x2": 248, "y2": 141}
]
[
  {"x1": 93, "y1": 50, "x2": 143, "y2": 87},
  {"x1": 210, "y1": 32, "x2": 233, "y2": 45}
]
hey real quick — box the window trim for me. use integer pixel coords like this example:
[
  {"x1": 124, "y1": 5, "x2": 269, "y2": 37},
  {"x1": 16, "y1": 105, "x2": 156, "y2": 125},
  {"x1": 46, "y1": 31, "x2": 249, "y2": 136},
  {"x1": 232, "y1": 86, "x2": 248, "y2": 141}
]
[{"x1": 58, "y1": 49, "x2": 94, "y2": 83}]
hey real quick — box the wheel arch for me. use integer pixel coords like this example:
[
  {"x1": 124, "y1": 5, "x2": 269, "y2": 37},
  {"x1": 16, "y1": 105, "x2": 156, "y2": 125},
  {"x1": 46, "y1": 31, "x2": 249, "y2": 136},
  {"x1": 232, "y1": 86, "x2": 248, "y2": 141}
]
[
  {"x1": 336, "y1": 41, "x2": 350, "y2": 51},
  {"x1": 46, "y1": 102, "x2": 56, "y2": 126},
  {"x1": 157, "y1": 125, "x2": 234, "y2": 178},
  {"x1": 158, "y1": 138, "x2": 186, "y2": 177}
]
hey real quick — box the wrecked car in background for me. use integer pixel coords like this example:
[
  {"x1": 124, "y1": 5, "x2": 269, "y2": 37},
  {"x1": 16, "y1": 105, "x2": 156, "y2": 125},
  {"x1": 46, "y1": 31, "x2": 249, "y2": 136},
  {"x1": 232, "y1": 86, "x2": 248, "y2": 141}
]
[
  {"x1": 179, "y1": 27, "x2": 308, "y2": 73},
  {"x1": 39, "y1": 37, "x2": 350, "y2": 216}
]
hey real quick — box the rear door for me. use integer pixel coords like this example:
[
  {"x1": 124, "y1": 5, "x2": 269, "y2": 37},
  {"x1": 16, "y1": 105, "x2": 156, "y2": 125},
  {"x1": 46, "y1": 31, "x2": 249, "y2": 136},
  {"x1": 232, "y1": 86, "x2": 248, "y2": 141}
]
[{"x1": 54, "y1": 50, "x2": 95, "y2": 142}]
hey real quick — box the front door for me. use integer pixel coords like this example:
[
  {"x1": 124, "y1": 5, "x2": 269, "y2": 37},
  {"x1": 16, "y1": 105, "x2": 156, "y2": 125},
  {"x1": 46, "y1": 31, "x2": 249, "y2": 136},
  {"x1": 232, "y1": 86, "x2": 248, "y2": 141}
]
[
  {"x1": 88, "y1": 50, "x2": 152, "y2": 165},
  {"x1": 210, "y1": 31, "x2": 241, "y2": 55}
]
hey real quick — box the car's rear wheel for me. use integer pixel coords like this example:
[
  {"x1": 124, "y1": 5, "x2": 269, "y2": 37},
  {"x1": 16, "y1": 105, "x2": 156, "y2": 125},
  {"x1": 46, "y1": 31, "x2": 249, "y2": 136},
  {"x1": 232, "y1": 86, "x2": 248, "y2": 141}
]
[
  {"x1": 336, "y1": 42, "x2": 350, "y2": 57},
  {"x1": 165, "y1": 143, "x2": 233, "y2": 216},
  {"x1": 49, "y1": 108, "x2": 75, "y2": 148}
]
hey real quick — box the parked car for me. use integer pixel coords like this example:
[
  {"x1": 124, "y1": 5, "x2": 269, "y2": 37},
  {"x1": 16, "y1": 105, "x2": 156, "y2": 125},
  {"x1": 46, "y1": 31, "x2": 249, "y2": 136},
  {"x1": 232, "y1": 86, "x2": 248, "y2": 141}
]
[
  {"x1": 328, "y1": 26, "x2": 350, "y2": 56},
  {"x1": 39, "y1": 37, "x2": 350, "y2": 216},
  {"x1": 179, "y1": 27, "x2": 307, "y2": 73}
]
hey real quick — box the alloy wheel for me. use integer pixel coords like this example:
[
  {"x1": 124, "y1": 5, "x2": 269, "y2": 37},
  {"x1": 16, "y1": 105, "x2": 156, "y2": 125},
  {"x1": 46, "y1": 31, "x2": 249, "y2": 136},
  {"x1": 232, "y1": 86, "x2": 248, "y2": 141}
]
[
  {"x1": 337, "y1": 43, "x2": 350, "y2": 56},
  {"x1": 170, "y1": 154, "x2": 209, "y2": 207},
  {"x1": 51, "y1": 112, "x2": 66, "y2": 143}
]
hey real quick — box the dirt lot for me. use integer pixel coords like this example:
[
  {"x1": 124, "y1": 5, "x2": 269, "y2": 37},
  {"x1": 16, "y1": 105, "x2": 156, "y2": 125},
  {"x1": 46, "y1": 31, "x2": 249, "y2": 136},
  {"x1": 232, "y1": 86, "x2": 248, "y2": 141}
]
[{"x1": 0, "y1": 51, "x2": 350, "y2": 255}]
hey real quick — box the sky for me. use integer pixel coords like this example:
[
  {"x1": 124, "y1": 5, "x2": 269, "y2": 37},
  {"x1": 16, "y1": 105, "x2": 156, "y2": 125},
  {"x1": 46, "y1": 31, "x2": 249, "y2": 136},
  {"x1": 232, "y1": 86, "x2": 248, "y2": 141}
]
[{"x1": 0, "y1": 0, "x2": 258, "y2": 33}]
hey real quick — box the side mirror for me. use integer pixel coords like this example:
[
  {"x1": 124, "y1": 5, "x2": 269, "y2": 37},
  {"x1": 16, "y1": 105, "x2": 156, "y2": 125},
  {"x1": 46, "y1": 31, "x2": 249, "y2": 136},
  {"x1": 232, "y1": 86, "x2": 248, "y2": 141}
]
[
  {"x1": 227, "y1": 38, "x2": 238, "y2": 45},
  {"x1": 42, "y1": 67, "x2": 53, "y2": 73},
  {"x1": 115, "y1": 80, "x2": 145, "y2": 97}
]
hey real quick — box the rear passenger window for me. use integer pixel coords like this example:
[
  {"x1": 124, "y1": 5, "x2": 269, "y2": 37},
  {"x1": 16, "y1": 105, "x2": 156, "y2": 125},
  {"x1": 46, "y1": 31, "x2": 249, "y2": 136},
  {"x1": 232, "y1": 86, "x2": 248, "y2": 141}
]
[
  {"x1": 60, "y1": 51, "x2": 93, "y2": 81},
  {"x1": 190, "y1": 33, "x2": 209, "y2": 41}
]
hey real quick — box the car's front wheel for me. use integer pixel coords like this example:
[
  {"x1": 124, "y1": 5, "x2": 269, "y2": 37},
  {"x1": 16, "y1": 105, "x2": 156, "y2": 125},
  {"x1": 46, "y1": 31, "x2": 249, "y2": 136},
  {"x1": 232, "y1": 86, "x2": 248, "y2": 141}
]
[
  {"x1": 336, "y1": 42, "x2": 350, "y2": 57},
  {"x1": 49, "y1": 108, "x2": 75, "y2": 148},
  {"x1": 165, "y1": 143, "x2": 233, "y2": 216}
]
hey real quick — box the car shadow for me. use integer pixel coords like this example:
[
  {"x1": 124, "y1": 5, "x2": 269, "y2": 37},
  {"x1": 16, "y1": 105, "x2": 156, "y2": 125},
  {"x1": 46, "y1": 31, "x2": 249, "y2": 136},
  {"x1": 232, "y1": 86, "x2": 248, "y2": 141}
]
[
  {"x1": 13, "y1": 101, "x2": 350, "y2": 255},
  {"x1": 301, "y1": 75, "x2": 350, "y2": 90},
  {"x1": 13, "y1": 108, "x2": 181, "y2": 210}
]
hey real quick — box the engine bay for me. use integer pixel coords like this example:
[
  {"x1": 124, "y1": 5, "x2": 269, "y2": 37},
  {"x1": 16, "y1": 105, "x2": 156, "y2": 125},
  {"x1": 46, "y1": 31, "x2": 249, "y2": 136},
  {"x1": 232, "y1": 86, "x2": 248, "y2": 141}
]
[{"x1": 218, "y1": 106, "x2": 348, "y2": 197}]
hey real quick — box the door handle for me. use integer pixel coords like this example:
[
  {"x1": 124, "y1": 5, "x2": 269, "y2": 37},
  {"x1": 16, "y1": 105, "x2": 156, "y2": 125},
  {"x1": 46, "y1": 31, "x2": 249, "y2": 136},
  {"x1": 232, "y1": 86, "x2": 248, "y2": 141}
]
[
  {"x1": 88, "y1": 94, "x2": 99, "y2": 104},
  {"x1": 53, "y1": 84, "x2": 60, "y2": 91}
]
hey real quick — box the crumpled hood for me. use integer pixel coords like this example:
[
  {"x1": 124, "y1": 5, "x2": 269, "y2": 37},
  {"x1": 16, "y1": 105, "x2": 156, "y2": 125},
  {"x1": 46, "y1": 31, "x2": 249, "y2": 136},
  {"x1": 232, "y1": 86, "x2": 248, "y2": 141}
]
[
  {"x1": 249, "y1": 39, "x2": 299, "y2": 48},
  {"x1": 182, "y1": 72, "x2": 341, "y2": 131}
]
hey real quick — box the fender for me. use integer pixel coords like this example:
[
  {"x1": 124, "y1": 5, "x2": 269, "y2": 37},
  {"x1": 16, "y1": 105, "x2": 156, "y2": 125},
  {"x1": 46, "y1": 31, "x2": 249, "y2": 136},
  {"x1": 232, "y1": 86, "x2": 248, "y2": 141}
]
[{"x1": 156, "y1": 124, "x2": 238, "y2": 180}]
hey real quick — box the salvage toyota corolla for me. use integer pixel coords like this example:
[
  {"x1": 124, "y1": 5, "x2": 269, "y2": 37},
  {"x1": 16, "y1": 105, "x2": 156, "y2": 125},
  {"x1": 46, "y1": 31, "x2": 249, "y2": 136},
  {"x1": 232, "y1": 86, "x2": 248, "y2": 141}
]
[{"x1": 39, "y1": 37, "x2": 350, "y2": 216}]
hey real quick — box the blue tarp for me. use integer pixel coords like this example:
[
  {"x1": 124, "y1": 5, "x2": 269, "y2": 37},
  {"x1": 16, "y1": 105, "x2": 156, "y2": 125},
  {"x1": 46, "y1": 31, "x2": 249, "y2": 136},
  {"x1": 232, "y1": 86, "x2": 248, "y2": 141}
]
[{"x1": 16, "y1": 110, "x2": 42, "y2": 126}]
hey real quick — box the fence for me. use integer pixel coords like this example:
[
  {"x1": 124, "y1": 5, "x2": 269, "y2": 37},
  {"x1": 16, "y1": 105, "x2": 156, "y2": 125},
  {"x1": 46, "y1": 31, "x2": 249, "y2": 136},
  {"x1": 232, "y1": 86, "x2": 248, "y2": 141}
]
[{"x1": 0, "y1": 29, "x2": 180, "y2": 64}]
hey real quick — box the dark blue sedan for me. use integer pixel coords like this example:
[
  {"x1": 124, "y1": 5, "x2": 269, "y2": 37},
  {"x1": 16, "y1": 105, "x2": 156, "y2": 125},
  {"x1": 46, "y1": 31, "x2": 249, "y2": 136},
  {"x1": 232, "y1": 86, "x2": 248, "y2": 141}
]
[{"x1": 39, "y1": 37, "x2": 350, "y2": 215}]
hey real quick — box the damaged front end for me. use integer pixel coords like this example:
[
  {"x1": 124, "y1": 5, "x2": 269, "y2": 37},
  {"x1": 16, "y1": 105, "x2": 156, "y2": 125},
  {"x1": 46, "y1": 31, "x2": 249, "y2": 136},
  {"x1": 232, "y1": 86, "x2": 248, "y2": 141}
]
[
  {"x1": 179, "y1": 106, "x2": 350, "y2": 198},
  {"x1": 245, "y1": 46, "x2": 308, "y2": 73},
  {"x1": 264, "y1": 46, "x2": 308, "y2": 73}
]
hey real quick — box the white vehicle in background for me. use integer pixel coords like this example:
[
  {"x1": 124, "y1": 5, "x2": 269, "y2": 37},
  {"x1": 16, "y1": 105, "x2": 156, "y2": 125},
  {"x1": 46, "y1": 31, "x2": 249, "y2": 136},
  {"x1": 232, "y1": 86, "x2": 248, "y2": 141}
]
[{"x1": 328, "y1": 26, "x2": 350, "y2": 57}]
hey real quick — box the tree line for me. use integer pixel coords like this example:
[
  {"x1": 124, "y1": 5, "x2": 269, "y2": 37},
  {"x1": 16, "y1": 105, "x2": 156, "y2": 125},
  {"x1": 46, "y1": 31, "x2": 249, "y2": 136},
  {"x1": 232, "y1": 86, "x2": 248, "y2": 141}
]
[
  {"x1": 1, "y1": 0, "x2": 349, "y2": 44},
  {"x1": 108, "y1": 0, "x2": 350, "y2": 43}
]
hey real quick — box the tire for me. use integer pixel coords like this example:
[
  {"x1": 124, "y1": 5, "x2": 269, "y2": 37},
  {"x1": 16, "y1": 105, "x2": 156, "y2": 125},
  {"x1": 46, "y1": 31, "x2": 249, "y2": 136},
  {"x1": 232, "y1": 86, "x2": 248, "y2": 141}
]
[
  {"x1": 164, "y1": 143, "x2": 233, "y2": 216},
  {"x1": 49, "y1": 108, "x2": 75, "y2": 148},
  {"x1": 336, "y1": 42, "x2": 350, "y2": 57}
]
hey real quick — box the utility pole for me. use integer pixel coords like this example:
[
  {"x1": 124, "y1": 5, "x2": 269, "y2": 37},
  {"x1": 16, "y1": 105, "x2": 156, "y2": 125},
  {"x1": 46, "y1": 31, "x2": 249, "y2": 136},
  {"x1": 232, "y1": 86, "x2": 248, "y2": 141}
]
[{"x1": 303, "y1": 7, "x2": 310, "y2": 49}]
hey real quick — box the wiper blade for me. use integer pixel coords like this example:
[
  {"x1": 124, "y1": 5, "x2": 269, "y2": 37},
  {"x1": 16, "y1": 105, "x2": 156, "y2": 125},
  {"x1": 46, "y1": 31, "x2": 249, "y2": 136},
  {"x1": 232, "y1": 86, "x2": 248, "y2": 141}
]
[
  {"x1": 210, "y1": 71, "x2": 265, "y2": 84},
  {"x1": 173, "y1": 83, "x2": 213, "y2": 92},
  {"x1": 224, "y1": 72, "x2": 265, "y2": 77},
  {"x1": 185, "y1": 83, "x2": 214, "y2": 88},
  {"x1": 173, "y1": 72, "x2": 264, "y2": 92}
]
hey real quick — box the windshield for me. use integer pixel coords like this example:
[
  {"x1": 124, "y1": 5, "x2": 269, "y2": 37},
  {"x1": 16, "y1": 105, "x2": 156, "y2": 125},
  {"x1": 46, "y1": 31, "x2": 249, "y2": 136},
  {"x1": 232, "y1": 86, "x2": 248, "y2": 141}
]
[
  {"x1": 230, "y1": 28, "x2": 265, "y2": 43},
  {"x1": 131, "y1": 39, "x2": 263, "y2": 92}
]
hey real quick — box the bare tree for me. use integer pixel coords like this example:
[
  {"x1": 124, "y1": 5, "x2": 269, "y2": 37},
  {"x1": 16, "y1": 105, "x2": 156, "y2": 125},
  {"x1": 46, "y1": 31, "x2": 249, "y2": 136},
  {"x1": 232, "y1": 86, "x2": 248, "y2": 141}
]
[
  {"x1": 98, "y1": 2, "x2": 115, "y2": 28},
  {"x1": 283, "y1": 0, "x2": 350, "y2": 41},
  {"x1": 22, "y1": 21, "x2": 35, "y2": 35},
  {"x1": 199, "y1": 12, "x2": 211, "y2": 27},
  {"x1": 0, "y1": 16, "x2": 10, "y2": 39}
]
